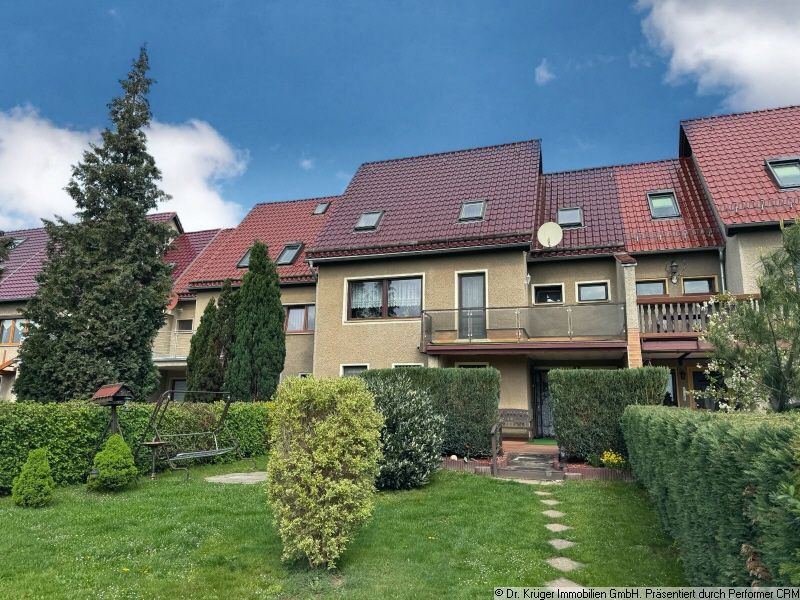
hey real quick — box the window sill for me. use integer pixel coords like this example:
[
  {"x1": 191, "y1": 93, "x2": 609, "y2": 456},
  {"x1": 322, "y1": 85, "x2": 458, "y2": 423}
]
[{"x1": 345, "y1": 317, "x2": 422, "y2": 324}]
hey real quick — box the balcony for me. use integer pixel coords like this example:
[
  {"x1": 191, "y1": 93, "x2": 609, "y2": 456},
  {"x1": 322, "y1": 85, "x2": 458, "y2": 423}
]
[
  {"x1": 152, "y1": 330, "x2": 194, "y2": 360},
  {"x1": 421, "y1": 304, "x2": 627, "y2": 353}
]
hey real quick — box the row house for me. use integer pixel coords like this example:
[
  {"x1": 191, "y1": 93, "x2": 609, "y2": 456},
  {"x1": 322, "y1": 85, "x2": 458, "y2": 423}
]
[
  {"x1": 0, "y1": 213, "x2": 218, "y2": 400},
  {"x1": 1, "y1": 105, "x2": 798, "y2": 431}
]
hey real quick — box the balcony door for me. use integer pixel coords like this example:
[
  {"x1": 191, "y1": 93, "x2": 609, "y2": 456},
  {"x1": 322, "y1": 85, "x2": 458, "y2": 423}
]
[{"x1": 458, "y1": 272, "x2": 486, "y2": 339}]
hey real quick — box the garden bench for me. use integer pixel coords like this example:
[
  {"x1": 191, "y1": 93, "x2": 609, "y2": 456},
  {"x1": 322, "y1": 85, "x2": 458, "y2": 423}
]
[{"x1": 499, "y1": 408, "x2": 533, "y2": 439}]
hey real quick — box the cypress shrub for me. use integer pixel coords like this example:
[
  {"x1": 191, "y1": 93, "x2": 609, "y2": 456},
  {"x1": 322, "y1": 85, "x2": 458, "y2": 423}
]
[
  {"x1": 361, "y1": 367, "x2": 499, "y2": 458},
  {"x1": 621, "y1": 406, "x2": 800, "y2": 585},
  {"x1": 87, "y1": 434, "x2": 138, "y2": 491},
  {"x1": 267, "y1": 377, "x2": 383, "y2": 569},
  {"x1": 549, "y1": 367, "x2": 667, "y2": 460},
  {"x1": 364, "y1": 373, "x2": 445, "y2": 490},
  {"x1": 11, "y1": 448, "x2": 55, "y2": 508},
  {"x1": 0, "y1": 400, "x2": 272, "y2": 493}
]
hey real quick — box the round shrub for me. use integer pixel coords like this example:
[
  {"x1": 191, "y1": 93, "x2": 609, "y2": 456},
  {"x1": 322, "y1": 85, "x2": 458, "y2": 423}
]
[
  {"x1": 267, "y1": 377, "x2": 383, "y2": 569},
  {"x1": 364, "y1": 373, "x2": 444, "y2": 490},
  {"x1": 12, "y1": 448, "x2": 55, "y2": 508},
  {"x1": 87, "y1": 434, "x2": 138, "y2": 491}
]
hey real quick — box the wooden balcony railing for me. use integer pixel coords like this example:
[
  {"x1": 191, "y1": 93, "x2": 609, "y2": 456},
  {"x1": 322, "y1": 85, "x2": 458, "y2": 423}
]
[
  {"x1": 637, "y1": 295, "x2": 758, "y2": 335},
  {"x1": 152, "y1": 330, "x2": 194, "y2": 358}
]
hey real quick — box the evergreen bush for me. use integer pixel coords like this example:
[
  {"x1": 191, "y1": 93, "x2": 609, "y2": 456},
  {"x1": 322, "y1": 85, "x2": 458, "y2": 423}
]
[
  {"x1": 361, "y1": 367, "x2": 499, "y2": 457},
  {"x1": 364, "y1": 373, "x2": 444, "y2": 489},
  {"x1": 87, "y1": 434, "x2": 138, "y2": 491},
  {"x1": 267, "y1": 377, "x2": 383, "y2": 568},
  {"x1": 622, "y1": 406, "x2": 800, "y2": 585},
  {"x1": 0, "y1": 400, "x2": 272, "y2": 493},
  {"x1": 549, "y1": 367, "x2": 668, "y2": 460},
  {"x1": 11, "y1": 448, "x2": 55, "y2": 508}
]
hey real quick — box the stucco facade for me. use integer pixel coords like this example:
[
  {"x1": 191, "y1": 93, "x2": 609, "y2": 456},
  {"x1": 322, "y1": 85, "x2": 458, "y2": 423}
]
[{"x1": 724, "y1": 229, "x2": 783, "y2": 295}]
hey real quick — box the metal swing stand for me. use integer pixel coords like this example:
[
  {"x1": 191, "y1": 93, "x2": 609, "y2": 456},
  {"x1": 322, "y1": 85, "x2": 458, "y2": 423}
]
[{"x1": 136, "y1": 390, "x2": 243, "y2": 480}]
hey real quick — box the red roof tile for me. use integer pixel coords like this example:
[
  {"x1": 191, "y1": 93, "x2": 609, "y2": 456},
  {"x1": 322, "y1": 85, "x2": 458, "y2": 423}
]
[
  {"x1": 531, "y1": 159, "x2": 722, "y2": 258},
  {"x1": 164, "y1": 229, "x2": 220, "y2": 282},
  {"x1": 681, "y1": 105, "x2": 800, "y2": 227},
  {"x1": 177, "y1": 196, "x2": 337, "y2": 294},
  {"x1": 0, "y1": 214, "x2": 214, "y2": 302},
  {"x1": 307, "y1": 141, "x2": 541, "y2": 258}
]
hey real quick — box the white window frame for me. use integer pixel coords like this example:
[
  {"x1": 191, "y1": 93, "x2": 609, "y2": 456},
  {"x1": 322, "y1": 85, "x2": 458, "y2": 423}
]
[
  {"x1": 340, "y1": 363, "x2": 370, "y2": 376},
  {"x1": 531, "y1": 282, "x2": 565, "y2": 305},
  {"x1": 454, "y1": 269, "x2": 490, "y2": 337},
  {"x1": 575, "y1": 280, "x2": 611, "y2": 303},
  {"x1": 458, "y1": 199, "x2": 486, "y2": 222},
  {"x1": 313, "y1": 202, "x2": 330, "y2": 215},
  {"x1": 392, "y1": 363, "x2": 424, "y2": 368}
]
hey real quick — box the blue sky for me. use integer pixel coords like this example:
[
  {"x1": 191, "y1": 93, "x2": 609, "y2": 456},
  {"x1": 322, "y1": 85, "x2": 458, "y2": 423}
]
[{"x1": 1, "y1": 1, "x2": 798, "y2": 230}]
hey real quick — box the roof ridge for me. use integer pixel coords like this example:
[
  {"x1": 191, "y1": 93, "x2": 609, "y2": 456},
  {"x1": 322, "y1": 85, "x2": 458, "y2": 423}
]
[
  {"x1": 182, "y1": 227, "x2": 222, "y2": 236},
  {"x1": 681, "y1": 104, "x2": 800, "y2": 126},
  {"x1": 3, "y1": 226, "x2": 46, "y2": 236},
  {"x1": 543, "y1": 157, "x2": 679, "y2": 177},
  {"x1": 358, "y1": 139, "x2": 541, "y2": 168}
]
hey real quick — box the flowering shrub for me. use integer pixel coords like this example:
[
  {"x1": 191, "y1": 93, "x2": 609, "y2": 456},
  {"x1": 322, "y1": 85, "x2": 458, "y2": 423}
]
[{"x1": 600, "y1": 449, "x2": 626, "y2": 469}]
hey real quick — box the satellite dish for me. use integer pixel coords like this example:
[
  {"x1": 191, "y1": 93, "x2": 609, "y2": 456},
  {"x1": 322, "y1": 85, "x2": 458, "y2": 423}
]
[{"x1": 537, "y1": 222, "x2": 563, "y2": 248}]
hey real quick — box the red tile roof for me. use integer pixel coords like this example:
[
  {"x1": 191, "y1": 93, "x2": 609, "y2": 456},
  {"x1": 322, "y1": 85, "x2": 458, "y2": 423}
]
[
  {"x1": 307, "y1": 141, "x2": 541, "y2": 259},
  {"x1": 176, "y1": 196, "x2": 337, "y2": 294},
  {"x1": 0, "y1": 213, "x2": 214, "y2": 302},
  {"x1": 146, "y1": 211, "x2": 183, "y2": 232},
  {"x1": 531, "y1": 158, "x2": 722, "y2": 258},
  {"x1": 164, "y1": 229, "x2": 220, "y2": 282},
  {"x1": 681, "y1": 105, "x2": 800, "y2": 227}
]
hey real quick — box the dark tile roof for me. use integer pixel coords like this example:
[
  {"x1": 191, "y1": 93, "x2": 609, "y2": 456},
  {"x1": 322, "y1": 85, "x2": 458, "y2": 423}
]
[
  {"x1": 0, "y1": 213, "x2": 215, "y2": 302},
  {"x1": 531, "y1": 158, "x2": 723, "y2": 258},
  {"x1": 177, "y1": 196, "x2": 337, "y2": 294},
  {"x1": 307, "y1": 141, "x2": 541, "y2": 259},
  {"x1": 681, "y1": 105, "x2": 800, "y2": 227}
]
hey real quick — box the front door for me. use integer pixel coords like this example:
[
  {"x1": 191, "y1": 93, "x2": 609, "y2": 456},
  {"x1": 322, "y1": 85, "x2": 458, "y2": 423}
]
[
  {"x1": 533, "y1": 370, "x2": 555, "y2": 437},
  {"x1": 458, "y1": 273, "x2": 486, "y2": 339}
]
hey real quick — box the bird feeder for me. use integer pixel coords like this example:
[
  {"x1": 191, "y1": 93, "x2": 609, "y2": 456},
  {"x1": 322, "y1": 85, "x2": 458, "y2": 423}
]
[{"x1": 92, "y1": 383, "x2": 134, "y2": 439}]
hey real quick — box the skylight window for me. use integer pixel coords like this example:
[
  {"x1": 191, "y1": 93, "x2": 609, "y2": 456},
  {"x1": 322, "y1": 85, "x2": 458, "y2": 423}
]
[
  {"x1": 647, "y1": 191, "x2": 680, "y2": 219},
  {"x1": 10, "y1": 238, "x2": 25, "y2": 249},
  {"x1": 354, "y1": 211, "x2": 384, "y2": 231},
  {"x1": 276, "y1": 243, "x2": 303, "y2": 265},
  {"x1": 237, "y1": 249, "x2": 251, "y2": 268},
  {"x1": 313, "y1": 202, "x2": 330, "y2": 215},
  {"x1": 557, "y1": 207, "x2": 583, "y2": 228},
  {"x1": 459, "y1": 200, "x2": 486, "y2": 222},
  {"x1": 767, "y1": 159, "x2": 800, "y2": 189}
]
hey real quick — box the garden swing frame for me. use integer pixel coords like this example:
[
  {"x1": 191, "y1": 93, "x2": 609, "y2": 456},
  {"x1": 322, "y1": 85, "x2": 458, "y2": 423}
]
[{"x1": 137, "y1": 390, "x2": 241, "y2": 479}]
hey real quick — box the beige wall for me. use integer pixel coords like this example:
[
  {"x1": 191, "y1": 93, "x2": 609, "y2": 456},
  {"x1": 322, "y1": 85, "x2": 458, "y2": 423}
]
[
  {"x1": 527, "y1": 257, "x2": 619, "y2": 304},
  {"x1": 634, "y1": 251, "x2": 722, "y2": 296},
  {"x1": 725, "y1": 229, "x2": 783, "y2": 294},
  {"x1": 438, "y1": 354, "x2": 531, "y2": 410},
  {"x1": 313, "y1": 249, "x2": 530, "y2": 377}
]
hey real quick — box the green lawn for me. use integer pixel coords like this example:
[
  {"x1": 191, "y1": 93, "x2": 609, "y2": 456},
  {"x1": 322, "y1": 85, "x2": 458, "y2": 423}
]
[
  {"x1": 527, "y1": 437, "x2": 557, "y2": 446},
  {"x1": 0, "y1": 459, "x2": 684, "y2": 598}
]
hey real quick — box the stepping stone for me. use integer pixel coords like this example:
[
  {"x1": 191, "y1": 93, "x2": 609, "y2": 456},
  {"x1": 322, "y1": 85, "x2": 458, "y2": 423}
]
[
  {"x1": 546, "y1": 578, "x2": 583, "y2": 589},
  {"x1": 542, "y1": 509, "x2": 566, "y2": 518},
  {"x1": 204, "y1": 472, "x2": 267, "y2": 484},
  {"x1": 548, "y1": 538, "x2": 575, "y2": 550},
  {"x1": 540, "y1": 499, "x2": 560, "y2": 506},
  {"x1": 534, "y1": 491, "x2": 552, "y2": 496},
  {"x1": 545, "y1": 523, "x2": 571, "y2": 532},
  {"x1": 546, "y1": 557, "x2": 584, "y2": 572}
]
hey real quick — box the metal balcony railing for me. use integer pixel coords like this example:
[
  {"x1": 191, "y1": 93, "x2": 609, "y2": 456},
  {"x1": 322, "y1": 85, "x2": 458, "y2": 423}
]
[{"x1": 421, "y1": 304, "x2": 626, "y2": 347}]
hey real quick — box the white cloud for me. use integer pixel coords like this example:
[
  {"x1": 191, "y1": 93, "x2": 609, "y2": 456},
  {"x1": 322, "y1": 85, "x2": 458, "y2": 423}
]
[
  {"x1": 639, "y1": 0, "x2": 800, "y2": 110},
  {"x1": 534, "y1": 59, "x2": 555, "y2": 86},
  {"x1": 0, "y1": 106, "x2": 246, "y2": 231},
  {"x1": 299, "y1": 157, "x2": 314, "y2": 171}
]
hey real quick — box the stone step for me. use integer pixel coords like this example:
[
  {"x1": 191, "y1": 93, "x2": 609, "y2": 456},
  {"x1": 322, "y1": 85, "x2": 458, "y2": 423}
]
[{"x1": 496, "y1": 467, "x2": 564, "y2": 481}]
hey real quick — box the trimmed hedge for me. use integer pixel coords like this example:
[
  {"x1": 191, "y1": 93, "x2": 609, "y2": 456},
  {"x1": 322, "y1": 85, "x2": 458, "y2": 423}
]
[
  {"x1": 361, "y1": 367, "x2": 499, "y2": 458},
  {"x1": 621, "y1": 406, "x2": 800, "y2": 585},
  {"x1": 0, "y1": 400, "x2": 272, "y2": 493},
  {"x1": 549, "y1": 367, "x2": 668, "y2": 460}
]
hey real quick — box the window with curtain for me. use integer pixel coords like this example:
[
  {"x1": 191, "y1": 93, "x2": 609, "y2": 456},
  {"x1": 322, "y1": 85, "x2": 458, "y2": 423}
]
[
  {"x1": 285, "y1": 305, "x2": 315, "y2": 332},
  {"x1": 349, "y1": 277, "x2": 422, "y2": 319},
  {"x1": 0, "y1": 319, "x2": 25, "y2": 344}
]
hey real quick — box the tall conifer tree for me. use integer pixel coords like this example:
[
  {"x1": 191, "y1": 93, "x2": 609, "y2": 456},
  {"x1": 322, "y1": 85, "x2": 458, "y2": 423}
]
[
  {"x1": 225, "y1": 242, "x2": 285, "y2": 400},
  {"x1": 186, "y1": 298, "x2": 220, "y2": 397},
  {"x1": 14, "y1": 48, "x2": 173, "y2": 402}
]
